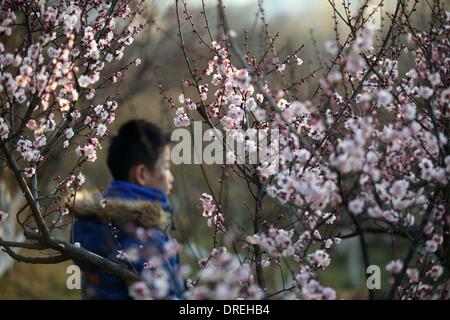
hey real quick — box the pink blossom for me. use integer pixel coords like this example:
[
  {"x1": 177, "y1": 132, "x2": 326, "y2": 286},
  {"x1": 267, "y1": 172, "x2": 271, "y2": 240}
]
[
  {"x1": 174, "y1": 108, "x2": 190, "y2": 127},
  {"x1": 428, "y1": 73, "x2": 441, "y2": 86},
  {"x1": 386, "y1": 260, "x2": 403, "y2": 274},
  {"x1": 0, "y1": 210, "x2": 8, "y2": 224},
  {"x1": 419, "y1": 86, "x2": 434, "y2": 99},
  {"x1": 24, "y1": 167, "x2": 36, "y2": 178},
  {"x1": 96, "y1": 123, "x2": 107, "y2": 137},
  {"x1": 348, "y1": 197, "x2": 365, "y2": 214},
  {"x1": 64, "y1": 128, "x2": 74, "y2": 140},
  {"x1": 406, "y1": 268, "x2": 419, "y2": 283},
  {"x1": 377, "y1": 90, "x2": 393, "y2": 106},
  {"x1": 129, "y1": 282, "x2": 152, "y2": 300},
  {"x1": 428, "y1": 265, "x2": 443, "y2": 281},
  {"x1": 308, "y1": 250, "x2": 331, "y2": 268},
  {"x1": 0, "y1": 117, "x2": 9, "y2": 139}
]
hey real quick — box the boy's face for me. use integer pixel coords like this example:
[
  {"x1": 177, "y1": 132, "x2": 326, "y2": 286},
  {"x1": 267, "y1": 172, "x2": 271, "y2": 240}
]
[
  {"x1": 130, "y1": 145, "x2": 174, "y2": 194},
  {"x1": 152, "y1": 145, "x2": 173, "y2": 194}
]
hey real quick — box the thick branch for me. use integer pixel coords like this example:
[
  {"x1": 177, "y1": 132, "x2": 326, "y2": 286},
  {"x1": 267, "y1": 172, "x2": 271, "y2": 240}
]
[{"x1": 0, "y1": 143, "x2": 50, "y2": 239}]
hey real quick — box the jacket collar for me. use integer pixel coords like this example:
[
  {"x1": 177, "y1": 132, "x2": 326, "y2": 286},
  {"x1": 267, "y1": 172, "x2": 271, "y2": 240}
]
[
  {"x1": 105, "y1": 180, "x2": 171, "y2": 212},
  {"x1": 73, "y1": 191, "x2": 168, "y2": 229}
]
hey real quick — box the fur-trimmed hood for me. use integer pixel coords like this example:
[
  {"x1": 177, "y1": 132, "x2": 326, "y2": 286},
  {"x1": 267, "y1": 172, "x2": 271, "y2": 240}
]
[{"x1": 72, "y1": 191, "x2": 168, "y2": 229}]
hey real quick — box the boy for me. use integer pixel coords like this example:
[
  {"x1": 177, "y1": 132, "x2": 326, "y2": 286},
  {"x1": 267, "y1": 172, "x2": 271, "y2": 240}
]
[{"x1": 73, "y1": 119, "x2": 182, "y2": 299}]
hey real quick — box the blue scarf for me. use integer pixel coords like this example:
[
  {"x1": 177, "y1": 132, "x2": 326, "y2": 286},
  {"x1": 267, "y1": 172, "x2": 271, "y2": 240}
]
[{"x1": 105, "y1": 180, "x2": 171, "y2": 212}]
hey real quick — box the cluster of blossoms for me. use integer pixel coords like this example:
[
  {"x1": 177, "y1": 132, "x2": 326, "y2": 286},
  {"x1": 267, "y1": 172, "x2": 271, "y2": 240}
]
[
  {"x1": 307, "y1": 249, "x2": 332, "y2": 269},
  {"x1": 243, "y1": 223, "x2": 338, "y2": 297},
  {"x1": 75, "y1": 137, "x2": 102, "y2": 162},
  {"x1": 290, "y1": 266, "x2": 336, "y2": 300},
  {"x1": 200, "y1": 193, "x2": 225, "y2": 233},
  {"x1": 128, "y1": 235, "x2": 186, "y2": 300},
  {"x1": 168, "y1": 40, "x2": 279, "y2": 174},
  {"x1": 401, "y1": 264, "x2": 446, "y2": 299},
  {"x1": 174, "y1": 107, "x2": 191, "y2": 127},
  {"x1": 186, "y1": 247, "x2": 263, "y2": 299},
  {"x1": 247, "y1": 228, "x2": 295, "y2": 257}
]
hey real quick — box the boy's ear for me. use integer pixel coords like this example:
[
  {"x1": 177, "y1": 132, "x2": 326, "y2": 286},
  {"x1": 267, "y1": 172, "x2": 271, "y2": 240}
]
[{"x1": 129, "y1": 164, "x2": 154, "y2": 186}]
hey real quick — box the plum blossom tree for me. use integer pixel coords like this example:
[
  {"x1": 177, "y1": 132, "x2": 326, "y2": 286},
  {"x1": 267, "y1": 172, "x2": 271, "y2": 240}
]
[
  {"x1": 0, "y1": 0, "x2": 150, "y2": 282},
  {"x1": 156, "y1": 0, "x2": 450, "y2": 300}
]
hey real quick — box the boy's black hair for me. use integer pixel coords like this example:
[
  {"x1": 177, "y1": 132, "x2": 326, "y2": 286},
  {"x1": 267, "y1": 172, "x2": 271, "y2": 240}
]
[{"x1": 107, "y1": 119, "x2": 170, "y2": 180}]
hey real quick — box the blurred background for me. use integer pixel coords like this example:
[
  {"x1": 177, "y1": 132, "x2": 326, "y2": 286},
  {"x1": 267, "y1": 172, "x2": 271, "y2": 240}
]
[{"x1": 0, "y1": 0, "x2": 441, "y2": 299}]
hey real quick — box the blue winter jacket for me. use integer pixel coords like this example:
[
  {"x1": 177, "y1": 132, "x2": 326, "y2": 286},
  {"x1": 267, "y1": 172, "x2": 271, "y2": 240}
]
[{"x1": 73, "y1": 180, "x2": 184, "y2": 299}]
